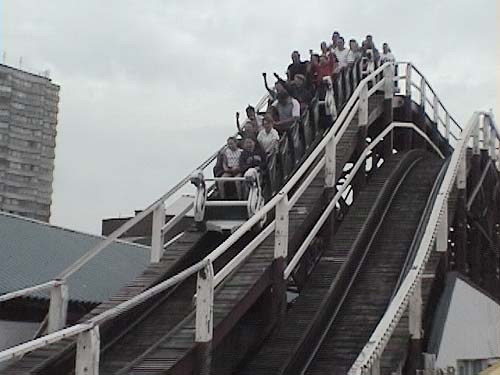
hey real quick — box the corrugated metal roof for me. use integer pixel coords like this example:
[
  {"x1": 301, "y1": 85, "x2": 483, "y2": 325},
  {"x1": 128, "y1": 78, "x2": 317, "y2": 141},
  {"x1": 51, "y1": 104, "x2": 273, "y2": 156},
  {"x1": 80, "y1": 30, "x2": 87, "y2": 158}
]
[{"x1": 0, "y1": 212, "x2": 150, "y2": 304}]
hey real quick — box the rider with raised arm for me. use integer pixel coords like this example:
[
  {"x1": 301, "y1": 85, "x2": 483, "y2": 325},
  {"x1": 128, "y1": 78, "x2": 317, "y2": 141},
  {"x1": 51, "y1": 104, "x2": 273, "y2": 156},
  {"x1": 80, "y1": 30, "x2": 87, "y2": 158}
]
[
  {"x1": 236, "y1": 105, "x2": 262, "y2": 139},
  {"x1": 262, "y1": 72, "x2": 277, "y2": 101},
  {"x1": 272, "y1": 72, "x2": 312, "y2": 111}
]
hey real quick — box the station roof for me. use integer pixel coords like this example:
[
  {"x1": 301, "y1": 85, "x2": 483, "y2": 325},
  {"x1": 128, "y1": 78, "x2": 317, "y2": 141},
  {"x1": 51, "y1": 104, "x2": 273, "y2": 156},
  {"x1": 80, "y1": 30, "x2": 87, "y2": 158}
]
[{"x1": 0, "y1": 212, "x2": 150, "y2": 304}]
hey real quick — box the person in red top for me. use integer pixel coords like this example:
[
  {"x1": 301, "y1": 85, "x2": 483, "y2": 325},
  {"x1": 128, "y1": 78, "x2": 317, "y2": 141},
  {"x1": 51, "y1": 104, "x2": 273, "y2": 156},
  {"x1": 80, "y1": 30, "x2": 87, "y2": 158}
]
[
  {"x1": 306, "y1": 53, "x2": 320, "y2": 89},
  {"x1": 313, "y1": 54, "x2": 335, "y2": 87}
]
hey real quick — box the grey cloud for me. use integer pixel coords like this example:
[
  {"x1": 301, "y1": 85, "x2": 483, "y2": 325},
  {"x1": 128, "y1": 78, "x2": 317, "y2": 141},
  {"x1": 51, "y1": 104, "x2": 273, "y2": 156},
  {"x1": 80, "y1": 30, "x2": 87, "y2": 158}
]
[{"x1": 4, "y1": 0, "x2": 498, "y2": 233}]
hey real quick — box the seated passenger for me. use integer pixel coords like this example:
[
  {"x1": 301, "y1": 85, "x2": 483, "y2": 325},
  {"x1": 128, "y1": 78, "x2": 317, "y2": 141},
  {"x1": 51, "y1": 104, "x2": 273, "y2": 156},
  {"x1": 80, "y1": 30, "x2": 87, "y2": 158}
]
[
  {"x1": 291, "y1": 74, "x2": 313, "y2": 110},
  {"x1": 363, "y1": 35, "x2": 380, "y2": 62},
  {"x1": 267, "y1": 105, "x2": 280, "y2": 122},
  {"x1": 219, "y1": 137, "x2": 243, "y2": 198},
  {"x1": 380, "y1": 43, "x2": 395, "y2": 63},
  {"x1": 333, "y1": 37, "x2": 349, "y2": 71},
  {"x1": 239, "y1": 137, "x2": 265, "y2": 173},
  {"x1": 272, "y1": 73, "x2": 312, "y2": 110},
  {"x1": 314, "y1": 55, "x2": 335, "y2": 86},
  {"x1": 287, "y1": 51, "x2": 308, "y2": 81},
  {"x1": 257, "y1": 115, "x2": 280, "y2": 156},
  {"x1": 307, "y1": 53, "x2": 320, "y2": 89},
  {"x1": 236, "y1": 105, "x2": 262, "y2": 139},
  {"x1": 347, "y1": 39, "x2": 362, "y2": 65},
  {"x1": 320, "y1": 41, "x2": 331, "y2": 58},
  {"x1": 272, "y1": 84, "x2": 301, "y2": 131},
  {"x1": 330, "y1": 31, "x2": 340, "y2": 52}
]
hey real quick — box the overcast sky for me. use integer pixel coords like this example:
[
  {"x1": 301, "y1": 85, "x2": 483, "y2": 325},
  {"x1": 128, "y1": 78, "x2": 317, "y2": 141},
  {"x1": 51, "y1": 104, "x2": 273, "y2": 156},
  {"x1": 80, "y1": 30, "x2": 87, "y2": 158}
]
[{"x1": 3, "y1": 0, "x2": 499, "y2": 234}]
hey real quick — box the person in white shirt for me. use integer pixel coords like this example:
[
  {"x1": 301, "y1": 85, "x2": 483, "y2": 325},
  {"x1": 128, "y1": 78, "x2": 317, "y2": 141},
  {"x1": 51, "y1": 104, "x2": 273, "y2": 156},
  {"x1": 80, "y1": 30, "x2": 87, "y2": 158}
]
[
  {"x1": 257, "y1": 115, "x2": 280, "y2": 155},
  {"x1": 334, "y1": 37, "x2": 349, "y2": 71},
  {"x1": 347, "y1": 39, "x2": 362, "y2": 65},
  {"x1": 272, "y1": 83, "x2": 301, "y2": 131},
  {"x1": 219, "y1": 137, "x2": 243, "y2": 198},
  {"x1": 330, "y1": 31, "x2": 340, "y2": 50},
  {"x1": 380, "y1": 43, "x2": 395, "y2": 63}
]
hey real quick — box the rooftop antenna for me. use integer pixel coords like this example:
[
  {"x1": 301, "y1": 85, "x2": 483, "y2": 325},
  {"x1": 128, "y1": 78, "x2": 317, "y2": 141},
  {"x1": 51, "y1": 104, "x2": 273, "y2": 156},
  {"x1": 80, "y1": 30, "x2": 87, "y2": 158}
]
[
  {"x1": 19, "y1": 56, "x2": 23, "y2": 69},
  {"x1": 1, "y1": 51, "x2": 5, "y2": 64}
]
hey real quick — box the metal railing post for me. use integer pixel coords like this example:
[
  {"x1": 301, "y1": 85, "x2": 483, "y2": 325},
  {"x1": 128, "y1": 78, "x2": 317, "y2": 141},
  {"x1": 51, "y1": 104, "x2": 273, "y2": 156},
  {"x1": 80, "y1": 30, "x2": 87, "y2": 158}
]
[
  {"x1": 383, "y1": 64, "x2": 395, "y2": 157},
  {"x1": 472, "y1": 117, "x2": 481, "y2": 155},
  {"x1": 420, "y1": 77, "x2": 426, "y2": 110},
  {"x1": 408, "y1": 279, "x2": 423, "y2": 374},
  {"x1": 358, "y1": 84, "x2": 369, "y2": 128},
  {"x1": 324, "y1": 137, "x2": 337, "y2": 188},
  {"x1": 371, "y1": 357, "x2": 381, "y2": 375},
  {"x1": 383, "y1": 63, "x2": 394, "y2": 100},
  {"x1": 433, "y1": 96, "x2": 439, "y2": 124},
  {"x1": 48, "y1": 279, "x2": 68, "y2": 333},
  {"x1": 482, "y1": 116, "x2": 490, "y2": 151},
  {"x1": 489, "y1": 124, "x2": 497, "y2": 160},
  {"x1": 409, "y1": 280, "x2": 422, "y2": 338},
  {"x1": 274, "y1": 193, "x2": 289, "y2": 260},
  {"x1": 457, "y1": 153, "x2": 467, "y2": 190},
  {"x1": 436, "y1": 200, "x2": 448, "y2": 253},
  {"x1": 405, "y1": 63, "x2": 412, "y2": 98},
  {"x1": 445, "y1": 113, "x2": 451, "y2": 141},
  {"x1": 150, "y1": 203, "x2": 166, "y2": 263},
  {"x1": 75, "y1": 326, "x2": 100, "y2": 375},
  {"x1": 195, "y1": 261, "x2": 214, "y2": 343},
  {"x1": 195, "y1": 261, "x2": 214, "y2": 375},
  {"x1": 496, "y1": 138, "x2": 500, "y2": 165}
]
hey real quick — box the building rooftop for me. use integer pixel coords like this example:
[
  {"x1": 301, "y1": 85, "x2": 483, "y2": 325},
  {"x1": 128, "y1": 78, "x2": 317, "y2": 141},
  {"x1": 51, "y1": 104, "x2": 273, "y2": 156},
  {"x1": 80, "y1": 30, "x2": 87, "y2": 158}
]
[
  {"x1": 0, "y1": 62, "x2": 58, "y2": 85},
  {"x1": 0, "y1": 212, "x2": 151, "y2": 304}
]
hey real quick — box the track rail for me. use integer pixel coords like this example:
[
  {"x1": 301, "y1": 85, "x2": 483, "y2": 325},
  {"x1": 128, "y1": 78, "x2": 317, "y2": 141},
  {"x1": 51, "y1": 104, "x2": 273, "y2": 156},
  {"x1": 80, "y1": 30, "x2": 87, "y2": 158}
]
[{"x1": 348, "y1": 111, "x2": 500, "y2": 374}]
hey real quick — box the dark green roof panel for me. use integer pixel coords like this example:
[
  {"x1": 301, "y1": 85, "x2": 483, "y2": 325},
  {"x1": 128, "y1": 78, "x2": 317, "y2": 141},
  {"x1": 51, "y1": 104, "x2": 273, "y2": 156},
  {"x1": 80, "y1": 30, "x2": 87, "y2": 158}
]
[{"x1": 0, "y1": 213, "x2": 150, "y2": 304}]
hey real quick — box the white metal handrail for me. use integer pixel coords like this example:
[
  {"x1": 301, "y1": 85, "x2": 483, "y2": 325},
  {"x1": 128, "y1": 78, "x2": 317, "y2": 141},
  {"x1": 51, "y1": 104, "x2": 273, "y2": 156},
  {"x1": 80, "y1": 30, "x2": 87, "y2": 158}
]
[
  {"x1": 400, "y1": 62, "x2": 462, "y2": 145},
  {"x1": 0, "y1": 280, "x2": 59, "y2": 303},
  {"x1": 348, "y1": 111, "x2": 499, "y2": 375},
  {"x1": 0, "y1": 323, "x2": 92, "y2": 363}
]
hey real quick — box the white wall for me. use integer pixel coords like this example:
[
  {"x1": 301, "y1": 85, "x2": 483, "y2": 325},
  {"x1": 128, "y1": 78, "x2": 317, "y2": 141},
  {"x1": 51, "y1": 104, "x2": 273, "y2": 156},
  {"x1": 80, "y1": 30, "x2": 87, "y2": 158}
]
[
  {"x1": 436, "y1": 278, "x2": 500, "y2": 369},
  {"x1": 0, "y1": 320, "x2": 39, "y2": 370}
]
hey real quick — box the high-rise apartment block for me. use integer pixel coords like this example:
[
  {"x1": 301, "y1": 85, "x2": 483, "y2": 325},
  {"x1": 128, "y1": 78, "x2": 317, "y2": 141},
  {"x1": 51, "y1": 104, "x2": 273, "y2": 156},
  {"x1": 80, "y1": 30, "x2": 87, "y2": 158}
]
[{"x1": 0, "y1": 64, "x2": 60, "y2": 222}]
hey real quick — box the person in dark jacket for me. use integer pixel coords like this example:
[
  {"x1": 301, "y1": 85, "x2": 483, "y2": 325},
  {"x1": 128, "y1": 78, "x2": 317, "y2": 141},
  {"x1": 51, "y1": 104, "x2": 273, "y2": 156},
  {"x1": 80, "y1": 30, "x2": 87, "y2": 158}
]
[{"x1": 239, "y1": 137, "x2": 265, "y2": 173}]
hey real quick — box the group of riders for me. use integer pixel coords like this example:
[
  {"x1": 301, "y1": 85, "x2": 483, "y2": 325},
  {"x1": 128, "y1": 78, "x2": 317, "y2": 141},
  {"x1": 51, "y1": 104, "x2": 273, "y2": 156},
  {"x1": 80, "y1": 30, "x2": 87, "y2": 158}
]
[{"x1": 214, "y1": 32, "x2": 395, "y2": 200}]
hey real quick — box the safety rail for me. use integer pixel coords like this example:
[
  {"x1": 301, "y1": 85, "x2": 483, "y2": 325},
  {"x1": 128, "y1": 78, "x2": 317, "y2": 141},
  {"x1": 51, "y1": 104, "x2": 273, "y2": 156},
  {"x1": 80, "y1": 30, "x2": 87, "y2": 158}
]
[
  {"x1": 0, "y1": 60, "x2": 476, "y2": 375},
  {"x1": 399, "y1": 62, "x2": 462, "y2": 144},
  {"x1": 348, "y1": 111, "x2": 499, "y2": 375},
  {"x1": 0, "y1": 61, "x2": 394, "y2": 374}
]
